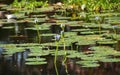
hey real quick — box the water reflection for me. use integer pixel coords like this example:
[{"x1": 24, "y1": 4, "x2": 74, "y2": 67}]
[
  {"x1": 7, "y1": 19, "x2": 19, "y2": 35},
  {"x1": 0, "y1": 49, "x2": 120, "y2": 75}
]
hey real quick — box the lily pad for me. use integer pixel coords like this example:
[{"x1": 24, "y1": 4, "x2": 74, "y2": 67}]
[
  {"x1": 80, "y1": 31, "x2": 94, "y2": 35},
  {"x1": 28, "y1": 50, "x2": 50, "y2": 57},
  {"x1": 96, "y1": 39, "x2": 117, "y2": 45},
  {"x1": 25, "y1": 61, "x2": 47, "y2": 65},
  {"x1": 2, "y1": 47, "x2": 25, "y2": 55},
  {"x1": 100, "y1": 58, "x2": 120, "y2": 62},
  {"x1": 76, "y1": 60, "x2": 100, "y2": 67},
  {"x1": 67, "y1": 52, "x2": 85, "y2": 58},
  {"x1": 71, "y1": 29, "x2": 90, "y2": 32}
]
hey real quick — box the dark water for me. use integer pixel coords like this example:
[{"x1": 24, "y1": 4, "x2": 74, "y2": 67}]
[{"x1": 0, "y1": 47, "x2": 120, "y2": 75}]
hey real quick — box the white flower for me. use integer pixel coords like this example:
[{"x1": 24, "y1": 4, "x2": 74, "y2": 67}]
[
  {"x1": 81, "y1": 4, "x2": 86, "y2": 10},
  {"x1": 34, "y1": 18, "x2": 38, "y2": 23},
  {"x1": 60, "y1": 24, "x2": 65, "y2": 28},
  {"x1": 95, "y1": 16, "x2": 100, "y2": 20}
]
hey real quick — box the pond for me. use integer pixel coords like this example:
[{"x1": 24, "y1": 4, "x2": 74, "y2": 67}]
[
  {"x1": 0, "y1": 0, "x2": 120, "y2": 75},
  {"x1": 0, "y1": 47, "x2": 120, "y2": 75}
]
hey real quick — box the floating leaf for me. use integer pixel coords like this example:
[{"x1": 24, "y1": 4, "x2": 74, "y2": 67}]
[
  {"x1": 76, "y1": 60, "x2": 100, "y2": 67},
  {"x1": 25, "y1": 61, "x2": 47, "y2": 65}
]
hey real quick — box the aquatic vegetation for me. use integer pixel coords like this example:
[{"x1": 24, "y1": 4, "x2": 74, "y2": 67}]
[
  {"x1": 64, "y1": 32, "x2": 77, "y2": 38},
  {"x1": 34, "y1": 18, "x2": 41, "y2": 43},
  {"x1": 90, "y1": 46, "x2": 114, "y2": 51},
  {"x1": 51, "y1": 50, "x2": 76, "y2": 56},
  {"x1": 54, "y1": 34, "x2": 61, "y2": 42},
  {"x1": 81, "y1": 55, "x2": 107, "y2": 61},
  {"x1": 80, "y1": 31, "x2": 94, "y2": 35},
  {"x1": 25, "y1": 61, "x2": 47, "y2": 65},
  {"x1": 76, "y1": 60, "x2": 100, "y2": 67},
  {"x1": 28, "y1": 52, "x2": 49, "y2": 57},
  {"x1": 11, "y1": 0, "x2": 49, "y2": 10},
  {"x1": 71, "y1": 29, "x2": 90, "y2": 32},
  {"x1": 100, "y1": 58, "x2": 120, "y2": 62},
  {"x1": 54, "y1": 37, "x2": 59, "y2": 75},
  {"x1": 2, "y1": 47, "x2": 25, "y2": 56},
  {"x1": 24, "y1": 17, "x2": 46, "y2": 22},
  {"x1": 96, "y1": 39, "x2": 117, "y2": 45},
  {"x1": 67, "y1": 52, "x2": 85, "y2": 58},
  {"x1": 83, "y1": 23, "x2": 100, "y2": 28},
  {"x1": 1, "y1": 1, "x2": 120, "y2": 75},
  {"x1": 2, "y1": 26, "x2": 14, "y2": 29},
  {"x1": 16, "y1": 43, "x2": 42, "y2": 47}
]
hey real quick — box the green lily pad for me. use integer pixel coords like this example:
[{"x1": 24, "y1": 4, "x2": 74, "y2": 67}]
[
  {"x1": 90, "y1": 46, "x2": 114, "y2": 51},
  {"x1": 2, "y1": 47, "x2": 25, "y2": 55},
  {"x1": 100, "y1": 58, "x2": 120, "y2": 62},
  {"x1": 83, "y1": 23, "x2": 100, "y2": 28},
  {"x1": 64, "y1": 32, "x2": 77, "y2": 37},
  {"x1": 51, "y1": 50, "x2": 77, "y2": 56},
  {"x1": 24, "y1": 18, "x2": 46, "y2": 23},
  {"x1": 25, "y1": 61, "x2": 47, "y2": 65},
  {"x1": 96, "y1": 39, "x2": 117, "y2": 45},
  {"x1": 2, "y1": 26, "x2": 14, "y2": 29},
  {"x1": 81, "y1": 56, "x2": 107, "y2": 61},
  {"x1": 52, "y1": 15, "x2": 71, "y2": 20},
  {"x1": 71, "y1": 29, "x2": 90, "y2": 32},
  {"x1": 41, "y1": 34, "x2": 56, "y2": 36},
  {"x1": 81, "y1": 63, "x2": 100, "y2": 67},
  {"x1": 76, "y1": 60, "x2": 100, "y2": 67},
  {"x1": 80, "y1": 31, "x2": 94, "y2": 35},
  {"x1": 76, "y1": 40, "x2": 95, "y2": 45},
  {"x1": 28, "y1": 50, "x2": 50, "y2": 56},
  {"x1": 67, "y1": 52, "x2": 85, "y2": 58}
]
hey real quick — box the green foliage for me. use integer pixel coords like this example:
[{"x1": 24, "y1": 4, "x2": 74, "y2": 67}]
[
  {"x1": 11, "y1": 0, "x2": 48, "y2": 11},
  {"x1": 61, "y1": 0, "x2": 120, "y2": 13}
]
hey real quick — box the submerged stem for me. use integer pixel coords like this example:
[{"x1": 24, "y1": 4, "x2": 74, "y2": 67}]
[
  {"x1": 113, "y1": 27, "x2": 117, "y2": 39},
  {"x1": 99, "y1": 23, "x2": 101, "y2": 35},
  {"x1": 35, "y1": 23, "x2": 41, "y2": 43},
  {"x1": 54, "y1": 41, "x2": 59, "y2": 75},
  {"x1": 61, "y1": 32, "x2": 68, "y2": 74}
]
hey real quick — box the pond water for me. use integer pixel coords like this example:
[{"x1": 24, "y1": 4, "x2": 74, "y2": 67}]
[
  {"x1": 0, "y1": 2, "x2": 120, "y2": 75},
  {"x1": 0, "y1": 47, "x2": 120, "y2": 75}
]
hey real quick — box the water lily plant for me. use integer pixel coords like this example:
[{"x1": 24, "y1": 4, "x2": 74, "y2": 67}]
[
  {"x1": 54, "y1": 34, "x2": 60, "y2": 75},
  {"x1": 34, "y1": 18, "x2": 41, "y2": 43}
]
